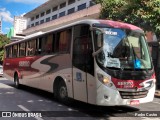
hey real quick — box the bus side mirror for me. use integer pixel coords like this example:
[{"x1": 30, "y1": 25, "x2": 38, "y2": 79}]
[{"x1": 92, "y1": 47, "x2": 103, "y2": 57}]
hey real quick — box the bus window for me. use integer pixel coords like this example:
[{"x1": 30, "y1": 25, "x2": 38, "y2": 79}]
[
  {"x1": 39, "y1": 34, "x2": 53, "y2": 54},
  {"x1": 39, "y1": 36, "x2": 47, "y2": 54},
  {"x1": 13, "y1": 45, "x2": 18, "y2": 58},
  {"x1": 6, "y1": 47, "x2": 12, "y2": 58},
  {"x1": 55, "y1": 29, "x2": 71, "y2": 53},
  {"x1": 27, "y1": 40, "x2": 36, "y2": 56},
  {"x1": 59, "y1": 29, "x2": 71, "y2": 52},
  {"x1": 19, "y1": 42, "x2": 26, "y2": 57}
]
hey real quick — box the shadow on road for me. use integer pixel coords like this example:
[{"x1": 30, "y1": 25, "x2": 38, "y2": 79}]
[{"x1": 0, "y1": 79, "x2": 140, "y2": 118}]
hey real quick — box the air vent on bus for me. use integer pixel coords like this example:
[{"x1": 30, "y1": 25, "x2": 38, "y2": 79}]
[{"x1": 119, "y1": 90, "x2": 148, "y2": 99}]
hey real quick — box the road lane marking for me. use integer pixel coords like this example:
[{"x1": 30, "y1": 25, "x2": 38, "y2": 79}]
[
  {"x1": 18, "y1": 105, "x2": 44, "y2": 120},
  {"x1": 18, "y1": 105, "x2": 30, "y2": 111}
]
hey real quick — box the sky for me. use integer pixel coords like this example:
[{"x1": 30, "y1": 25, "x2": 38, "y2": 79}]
[{"x1": 0, "y1": 0, "x2": 48, "y2": 34}]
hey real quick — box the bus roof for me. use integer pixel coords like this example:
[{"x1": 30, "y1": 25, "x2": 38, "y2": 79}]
[{"x1": 5, "y1": 19, "x2": 143, "y2": 47}]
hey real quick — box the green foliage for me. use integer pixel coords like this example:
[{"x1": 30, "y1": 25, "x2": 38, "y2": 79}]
[
  {"x1": 0, "y1": 34, "x2": 10, "y2": 62},
  {"x1": 96, "y1": 0, "x2": 160, "y2": 38}
]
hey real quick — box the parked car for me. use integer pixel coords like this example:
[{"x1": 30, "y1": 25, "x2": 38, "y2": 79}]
[{"x1": 0, "y1": 65, "x2": 3, "y2": 77}]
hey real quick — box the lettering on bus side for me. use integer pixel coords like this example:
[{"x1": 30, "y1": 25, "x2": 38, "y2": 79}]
[{"x1": 19, "y1": 61, "x2": 30, "y2": 67}]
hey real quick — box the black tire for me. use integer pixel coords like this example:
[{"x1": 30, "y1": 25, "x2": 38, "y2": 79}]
[
  {"x1": 57, "y1": 81, "x2": 69, "y2": 103},
  {"x1": 14, "y1": 74, "x2": 20, "y2": 88}
]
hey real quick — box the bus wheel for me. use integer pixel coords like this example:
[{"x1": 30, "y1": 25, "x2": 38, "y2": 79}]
[
  {"x1": 57, "y1": 81, "x2": 68, "y2": 103},
  {"x1": 14, "y1": 74, "x2": 20, "y2": 88}
]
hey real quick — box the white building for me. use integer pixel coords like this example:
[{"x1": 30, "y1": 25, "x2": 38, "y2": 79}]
[
  {"x1": 23, "y1": 0, "x2": 100, "y2": 35},
  {"x1": 14, "y1": 16, "x2": 27, "y2": 36}
]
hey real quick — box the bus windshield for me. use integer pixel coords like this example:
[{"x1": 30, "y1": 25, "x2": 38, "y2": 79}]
[{"x1": 93, "y1": 28, "x2": 152, "y2": 70}]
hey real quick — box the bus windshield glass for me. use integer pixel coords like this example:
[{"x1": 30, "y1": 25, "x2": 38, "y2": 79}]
[{"x1": 93, "y1": 28, "x2": 152, "y2": 70}]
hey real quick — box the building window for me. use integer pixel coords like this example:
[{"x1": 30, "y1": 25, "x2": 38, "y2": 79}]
[
  {"x1": 35, "y1": 21, "x2": 39, "y2": 26},
  {"x1": 68, "y1": 0, "x2": 75, "y2": 5},
  {"x1": 46, "y1": 9, "x2": 51, "y2": 14},
  {"x1": 41, "y1": 12, "x2": 45, "y2": 17},
  {"x1": 68, "y1": 8, "x2": 75, "y2": 14},
  {"x1": 31, "y1": 23, "x2": 34, "y2": 27},
  {"x1": 59, "y1": 11, "x2": 65, "y2": 17},
  {"x1": 40, "y1": 20, "x2": 44, "y2": 24},
  {"x1": 52, "y1": 15, "x2": 57, "y2": 20},
  {"x1": 60, "y1": 2, "x2": 66, "y2": 9},
  {"x1": 78, "y1": 3, "x2": 86, "y2": 11},
  {"x1": 27, "y1": 25, "x2": 30, "y2": 28},
  {"x1": 36, "y1": 15, "x2": 39, "y2": 19},
  {"x1": 90, "y1": 0, "x2": 96, "y2": 6},
  {"x1": 31, "y1": 17, "x2": 34, "y2": 21},
  {"x1": 46, "y1": 17, "x2": 50, "y2": 22},
  {"x1": 52, "y1": 6, "x2": 58, "y2": 12}
]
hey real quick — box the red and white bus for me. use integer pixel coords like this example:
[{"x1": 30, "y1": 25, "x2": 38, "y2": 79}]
[{"x1": 3, "y1": 19, "x2": 156, "y2": 106}]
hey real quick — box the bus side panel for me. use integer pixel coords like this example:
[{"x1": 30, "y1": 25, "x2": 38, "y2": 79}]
[
  {"x1": 3, "y1": 56, "x2": 41, "y2": 87},
  {"x1": 37, "y1": 54, "x2": 72, "y2": 95},
  {"x1": 87, "y1": 73, "x2": 97, "y2": 104},
  {"x1": 3, "y1": 58, "x2": 15, "y2": 81}
]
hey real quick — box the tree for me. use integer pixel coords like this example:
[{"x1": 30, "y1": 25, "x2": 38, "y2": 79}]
[
  {"x1": 95, "y1": 0, "x2": 160, "y2": 39},
  {"x1": 0, "y1": 34, "x2": 10, "y2": 63}
]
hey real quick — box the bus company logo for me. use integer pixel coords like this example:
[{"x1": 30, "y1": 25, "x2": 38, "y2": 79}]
[
  {"x1": 117, "y1": 81, "x2": 134, "y2": 88},
  {"x1": 19, "y1": 61, "x2": 30, "y2": 67}
]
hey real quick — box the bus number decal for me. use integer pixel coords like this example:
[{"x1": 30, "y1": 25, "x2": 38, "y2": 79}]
[
  {"x1": 19, "y1": 61, "x2": 30, "y2": 67},
  {"x1": 117, "y1": 81, "x2": 134, "y2": 88},
  {"x1": 105, "y1": 31, "x2": 117, "y2": 35}
]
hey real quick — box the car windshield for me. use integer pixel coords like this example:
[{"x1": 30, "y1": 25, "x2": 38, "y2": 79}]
[{"x1": 93, "y1": 28, "x2": 152, "y2": 70}]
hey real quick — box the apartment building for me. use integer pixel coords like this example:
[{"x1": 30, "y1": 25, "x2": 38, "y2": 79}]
[
  {"x1": 14, "y1": 16, "x2": 27, "y2": 36},
  {"x1": 23, "y1": 0, "x2": 100, "y2": 35}
]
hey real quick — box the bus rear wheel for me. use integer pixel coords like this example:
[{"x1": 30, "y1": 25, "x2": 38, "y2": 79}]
[
  {"x1": 14, "y1": 74, "x2": 20, "y2": 88},
  {"x1": 57, "y1": 81, "x2": 69, "y2": 103}
]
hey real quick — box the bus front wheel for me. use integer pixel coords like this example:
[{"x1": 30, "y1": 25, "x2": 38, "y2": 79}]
[
  {"x1": 14, "y1": 74, "x2": 20, "y2": 88},
  {"x1": 57, "y1": 81, "x2": 68, "y2": 103}
]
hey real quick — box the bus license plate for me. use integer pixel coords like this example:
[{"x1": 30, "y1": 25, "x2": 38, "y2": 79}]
[{"x1": 130, "y1": 100, "x2": 139, "y2": 105}]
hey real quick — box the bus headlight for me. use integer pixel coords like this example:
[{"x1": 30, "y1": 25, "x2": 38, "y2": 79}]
[{"x1": 97, "y1": 73, "x2": 113, "y2": 87}]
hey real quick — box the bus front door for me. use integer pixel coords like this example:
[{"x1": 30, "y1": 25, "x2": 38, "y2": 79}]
[{"x1": 72, "y1": 37, "x2": 88, "y2": 102}]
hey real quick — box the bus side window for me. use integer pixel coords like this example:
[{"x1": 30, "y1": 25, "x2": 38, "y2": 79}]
[
  {"x1": 6, "y1": 47, "x2": 12, "y2": 58},
  {"x1": 40, "y1": 36, "x2": 47, "y2": 54},
  {"x1": 19, "y1": 42, "x2": 26, "y2": 57},
  {"x1": 13, "y1": 45, "x2": 18, "y2": 58},
  {"x1": 45, "y1": 34, "x2": 53, "y2": 54},
  {"x1": 27, "y1": 40, "x2": 36, "y2": 56},
  {"x1": 54, "y1": 29, "x2": 71, "y2": 53},
  {"x1": 59, "y1": 29, "x2": 71, "y2": 52}
]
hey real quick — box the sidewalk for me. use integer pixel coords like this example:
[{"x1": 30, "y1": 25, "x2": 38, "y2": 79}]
[{"x1": 155, "y1": 90, "x2": 160, "y2": 98}]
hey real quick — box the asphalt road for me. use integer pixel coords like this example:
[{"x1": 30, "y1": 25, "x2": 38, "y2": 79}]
[{"x1": 0, "y1": 77, "x2": 160, "y2": 120}]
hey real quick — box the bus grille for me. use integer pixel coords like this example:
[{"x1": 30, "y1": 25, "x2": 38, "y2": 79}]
[{"x1": 119, "y1": 90, "x2": 148, "y2": 99}]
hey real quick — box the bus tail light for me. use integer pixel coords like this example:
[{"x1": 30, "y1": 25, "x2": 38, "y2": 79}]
[{"x1": 97, "y1": 73, "x2": 113, "y2": 87}]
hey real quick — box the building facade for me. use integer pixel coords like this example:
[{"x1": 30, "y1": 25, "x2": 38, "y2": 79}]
[
  {"x1": 23, "y1": 0, "x2": 100, "y2": 35},
  {"x1": 14, "y1": 16, "x2": 27, "y2": 36}
]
